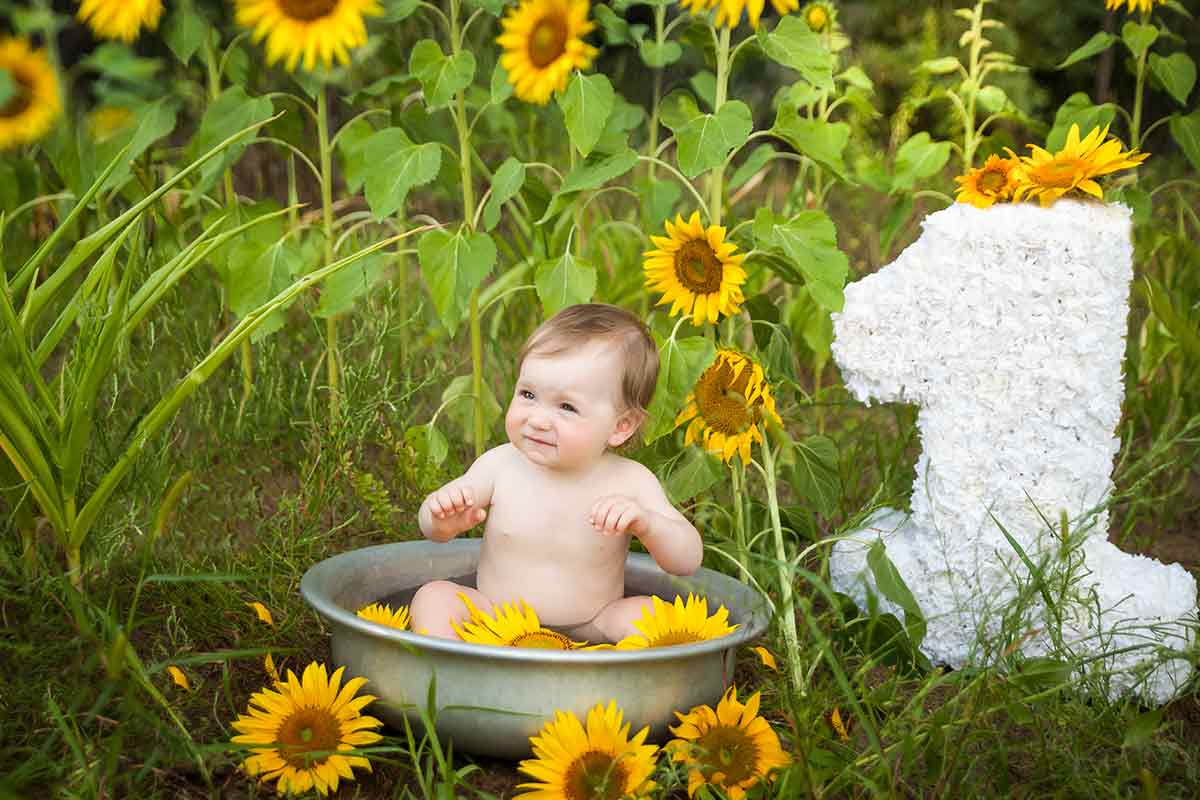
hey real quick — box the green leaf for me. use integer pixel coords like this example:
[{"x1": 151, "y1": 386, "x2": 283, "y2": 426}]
[
  {"x1": 976, "y1": 85, "x2": 1007, "y2": 113},
  {"x1": 467, "y1": 0, "x2": 505, "y2": 14},
  {"x1": 491, "y1": 62, "x2": 514, "y2": 105},
  {"x1": 163, "y1": 3, "x2": 207, "y2": 65},
  {"x1": 1149, "y1": 52, "x2": 1195, "y2": 106},
  {"x1": 790, "y1": 435, "x2": 840, "y2": 517},
  {"x1": 535, "y1": 252, "x2": 596, "y2": 315},
  {"x1": 483, "y1": 157, "x2": 526, "y2": 231},
  {"x1": 1057, "y1": 32, "x2": 1117, "y2": 69},
  {"x1": 334, "y1": 116, "x2": 378, "y2": 194},
  {"x1": 418, "y1": 227, "x2": 497, "y2": 336},
  {"x1": 636, "y1": 174, "x2": 681, "y2": 230},
  {"x1": 837, "y1": 66, "x2": 874, "y2": 92},
  {"x1": 410, "y1": 39, "x2": 475, "y2": 110},
  {"x1": 94, "y1": 100, "x2": 178, "y2": 192},
  {"x1": 758, "y1": 16, "x2": 834, "y2": 90},
  {"x1": 406, "y1": 423, "x2": 449, "y2": 466},
  {"x1": 81, "y1": 43, "x2": 161, "y2": 82},
  {"x1": 1046, "y1": 93, "x2": 1117, "y2": 151},
  {"x1": 316, "y1": 252, "x2": 389, "y2": 318},
  {"x1": 866, "y1": 539, "x2": 926, "y2": 650},
  {"x1": 676, "y1": 101, "x2": 753, "y2": 179},
  {"x1": 753, "y1": 208, "x2": 848, "y2": 311},
  {"x1": 185, "y1": 87, "x2": 274, "y2": 192},
  {"x1": 539, "y1": 148, "x2": 639, "y2": 222},
  {"x1": 593, "y1": 95, "x2": 646, "y2": 155},
  {"x1": 1121, "y1": 21, "x2": 1158, "y2": 59},
  {"x1": 878, "y1": 195, "x2": 913, "y2": 261},
  {"x1": 644, "y1": 335, "x2": 716, "y2": 444},
  {"x1": 382, "y1": 0, "x2": 420, "y2": 21},
  {"x1": 918, "y1": 56, "x2": 962, "y2": 75},
  {"x1": 558, "y1": 72, "x2": 615, "y2": 157},
  {"x1": 223, "y1": 206, "x2": 288, "y2": 315},
  {"x1": 890, "y1": 132, "x2": 951, "y2": 192},
  {"x1": 0, "y1": 71, "x2": 14, "y2": 108},
  {"x1": 770, "y1": 105, "x2": 849, "y2": 179},
  {"x1": 442, "y1": 375, "x2": 502, "y2": 441},
  {"x1": 729, "y1": 144, "x2": 775, "y2": 190},
  {"x1": 361, "y1": 128, "x2": 442, "y2": 219},
  {"x1": 1169, "y1": 110, "x2": 1200, "y2": 171},
  {"x1": 659, "y1": 89, "x2": 703, "y2": 133},
  {"x1": 640, "y1": 38, "x2": 682, "y2": 68},
  {"x1": 664, "y1": 448, "x2": 723, "y2": 505},
  {"x1": 1123, "y1": 708, "x2": 1164, "y2": 749}
]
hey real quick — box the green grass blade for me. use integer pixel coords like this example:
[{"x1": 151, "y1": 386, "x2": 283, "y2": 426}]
[
  {"x1": 0, "y1": 270, "x2": 61, "y2": 432},
  {"x1": 0, "y1": 401, "x2": 66, "y2": 537},
  {"x1": 21, "y1": 112, "x2": 284, "y2": 330},
  {"x1": 70, "y1": 226, "x2": 429, "y2": 548}
]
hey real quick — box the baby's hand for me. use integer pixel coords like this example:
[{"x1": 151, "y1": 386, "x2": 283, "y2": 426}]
[
  {"x1": 589, "y1": 495, "x2": 648, "y2": 537},
  {"x1": 426, "y1": 484, "x2": 487, "y2": 537}
]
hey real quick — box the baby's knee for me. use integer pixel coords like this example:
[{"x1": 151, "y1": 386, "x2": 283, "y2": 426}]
[
  {"x1": 593, "y1": 596, "x2": 655, "y2": 643},
  {"x1": 411, "y1": 581, "x2": 474, "y2": 638}
]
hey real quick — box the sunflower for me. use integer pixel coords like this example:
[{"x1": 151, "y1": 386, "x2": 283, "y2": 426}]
[
  {"x1": 713, "y1": 0, "x2": 800, "y2": 30},
  {"x1": 453, "y1": 593, "x2": 585, "y2": 649},
  {"x1": 644, "y1": 211, "x2": 748, "y2": 326},
  {"x1": 356, "y1": 602, "x2": 411, "y2": 630},
  {"x1": 668, "y1": 687, "x2": 790, "y2": 799},
  {"x1": 954, "y1": 153, "x2": 1021, "y2": 208},
  {"x1": 517, "y1": 701, "x2": 659, "y2": 798},
  {"x1": 800, "y1": 1, "x2": 835, "y2": 32},
  {"x1": 234, "y1": 0, "x2": 383, "y2": 72},
  {"x1": 1012, "y1": 123, "x2": 1148, "y2": 207},
  {"x1": 675, "y1": 349, "x2": 782, "y2": 465},
  {"x1": 0, "y1": 38, "x2": 61, "y2": 151},
  {"x1": 76, "y1": 0, "x2": 162, "y2": 43},
  {"x1": 231, "y1": 661, "x2": 383, "y2": 796},
  {"x1": 614, "y1": 594, "x2": 738, "y2": 649},
  {"x1": 1105, "y1": 0, "x2": 1166, "y2": 13},
  {"x1": 497, "y1": 0, "x2": 598, "y2": 105}
]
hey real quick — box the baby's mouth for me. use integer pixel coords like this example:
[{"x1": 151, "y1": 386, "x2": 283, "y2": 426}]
[{"x1": 526, "y1": 435, "x2": 555, "y2": 447}]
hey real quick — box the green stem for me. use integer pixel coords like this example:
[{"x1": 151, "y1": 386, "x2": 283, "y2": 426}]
[
  {"x1": 1130, "y1": 16, "x2": 1149, "y2": 150},
  {"x1": 66, "y1": 542, "x2": 82, "y2": 590},
  {"x1": 762, "y1": 439, "x2": 805, "y2": 695},
  {"x1": 730, "y1": 461, "x2": 749, "y2": 583},
  {"x1": 450, "y1": 0, "x2": 484, "y2": 457},
  {"x1": 708, "y1": 25, "x2": 732, "y2": 226},
  {"x1": 317, "y1": 87, "x2": 340, "y2": 426}
]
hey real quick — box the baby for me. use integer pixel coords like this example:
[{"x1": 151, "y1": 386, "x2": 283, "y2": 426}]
[{"x1": 411, "y1": 303, "x2": 703, "y2": 642}]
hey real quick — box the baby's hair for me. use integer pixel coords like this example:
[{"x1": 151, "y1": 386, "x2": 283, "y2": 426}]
[{"x1": 518, "y1": 303, "x2": 659, "y2": 414}]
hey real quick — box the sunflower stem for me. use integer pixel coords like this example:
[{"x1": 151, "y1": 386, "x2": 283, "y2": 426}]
[
  {"x1": 731, "y1": 460, "x2": 750, "y2": 583},
  {"x1": 317, "y1": 87, "x2": 340, "y2": 427},
  {"x1": 708, "y1": 24, "x2": 732, "y2": 227},
  {"x1": 1130, "y1": 9, "x2": 1150, "y2": 151},
  {"x1": 762, "y1": 439, "x2": 805, "y2": 696},
  {"x1": 450, "y1": 0, "x2": 485, "y2": 459}
]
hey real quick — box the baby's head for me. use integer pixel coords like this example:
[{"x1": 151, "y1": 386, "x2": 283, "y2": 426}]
[{"x1": 507, "y1": 304, "x2": 659, "y2": 470}]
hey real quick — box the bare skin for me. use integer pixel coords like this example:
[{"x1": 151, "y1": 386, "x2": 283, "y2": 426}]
[{"x1": 411, "y1": 341, "x2": 703, "y2": 643}]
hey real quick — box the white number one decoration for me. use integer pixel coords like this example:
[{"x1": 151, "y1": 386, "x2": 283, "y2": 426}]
[{"x1": 829, "y1": 199, "x2": 1195, "y2": 704}]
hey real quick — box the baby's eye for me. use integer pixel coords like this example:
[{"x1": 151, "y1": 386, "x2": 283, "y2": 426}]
[
  {"x1": 519, "y1": 389, "x2": 535, "y2": 400},
  {"x1": 560, "y1": 403, "x2": 577, "y2": 413}
]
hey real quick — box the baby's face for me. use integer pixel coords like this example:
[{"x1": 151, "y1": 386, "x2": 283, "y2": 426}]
[{"x1": 505, "y1": 340, "x2": 636, "y2": 473}]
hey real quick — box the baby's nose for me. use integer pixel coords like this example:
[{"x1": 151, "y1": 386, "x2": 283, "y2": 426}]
[{"x1": 530, "y1": 412, "x2": 552, "y2": 429}]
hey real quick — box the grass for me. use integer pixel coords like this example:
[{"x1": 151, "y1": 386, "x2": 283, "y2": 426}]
[{"x1": 2, "y1": 251, "x2": 1198, "y2": 799}]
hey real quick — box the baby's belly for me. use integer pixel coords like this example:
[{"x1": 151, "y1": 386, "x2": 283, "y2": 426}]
[{"x1": 476, "y1": 531, "x2": 625, "y2": 626}]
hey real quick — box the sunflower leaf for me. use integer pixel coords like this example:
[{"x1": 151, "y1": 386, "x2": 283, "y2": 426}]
[
  {"x1": 640, "y1": 38, "x2": 682, "y2": 68},
  {"x1": 185, "y1": 87, "x2": 274, "y2": 193},
  {"x1": 769, "y1": 105, "x2": 849, "y2": 179},
  {"x1": 418, "y1": 227, "x2": 497, "y2": 337},
  {"x1": 316, "y1": 252, "x2": 390, "y2": 319},
  {"x1": 789, "y1": 435, "x2": 840, "y2": 517},
  {"x1": 1148, "y1": 52, "x2": 1195, "y2": 106},
  {"x1": 535, "y1": 252, "x2": 596, "y2": 316},
  {"x1": 558, "y1": 72, "x2": 615, "y2": 157},
  {"x1": 1121, "y1": 22, "x2": 1158, "y2": 60},
  {"x1": 659, "y1": 90, "x2": 704, "y2": 133},
  {"x1": 758, "y1": 16, "x2": 834, "y2": 90},
  {"x1": 163, "y1": 0, "x2": 207, "y2": 65},
  {"x1": 538, "y1": 148, "x2": 639, "y2": 223},
  {"x1": 410, "y1": 39, "x2": 475, "y2": 110},
  {"x1": 1056, "y1": 32, "x2": 1117, "y2": 69},
  {"x1": 442, "y1": 374, "x2": 502, "y2": 442},
  {"x1": 753, "y1": 209, "x2": 848, "y2": 312},
  {"x1": 664, "y1": 448, "x2": 723, "y2": 505},
  {"x1": 890, "y1": 132, "x2": 951, "y2": 193},
  {"x1": 361, "y1": 128, "x2": 442, "y2": 219},
  {"x1": 676, "y1": 101, "x2": 753, "y2": 178},
  {"x1": 1169, "y1": 110, "x2": 1200, "y2": 171},
  {"x1": 643, "y1": 335, "x2": 716, "y2": 444},
  {"x1": 484, "y1": 158, "x2": 526, "y2": 231},
  {"x1": 866, "y1": 539, "x2": 927, "y2": 651},
  {"x1": 1046, "y1": 93, "x2": 1117, "y2": 151}
]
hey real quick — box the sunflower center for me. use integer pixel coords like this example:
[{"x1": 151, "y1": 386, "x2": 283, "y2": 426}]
[
  {"x1": 278, "y1": 0, "x2": 339, "y2": 22},
  {"x1": 510, "y1": 630, "x2": 574, "y2": 649},
  {"x1": 0, "y1": 68, "x2": 32, "y2": 119},
  {"x1": 805, "y1": 7, "x2": 829, "y2": 31},
  {"x1": 528, "y1": 15, "x2": 569, "y2": 68},
  {"x1": 1031, "y1": 158, "x2": 1084, "y2": 188},
  {"x1": 276, "y1": 707, "x2": 342, "y2": 769},
  {"x1": 695, "y1": 362, "x2": 753, "y2": 435},
  {"x1": 648, "y1": 629, "x2": 702, "y2": 647},
  {"x1": 563, "y1": 750, "x2": 628, "y2": 800},
  {"x1": 978, "y1": 168, "x2": 1007, "y2": 193},
  {"x1": 673, "y1": 239, "x2": 724, "y2": 295},
  {"x1": 695, "y1": 725, "x2": 760, "y2": 786}
]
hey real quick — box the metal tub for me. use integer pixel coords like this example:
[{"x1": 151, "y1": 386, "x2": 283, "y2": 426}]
[{"x1": 301, "y1": 540, "x2": 770, "y2": 759}]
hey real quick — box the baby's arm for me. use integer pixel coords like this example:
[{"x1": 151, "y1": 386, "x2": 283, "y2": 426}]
[
  {"x1": 589, "y1": 464, "x2": 702, "y2": 576},
  {"x1": 418, "y1": 446, "x2": 502, "y2": 543}
]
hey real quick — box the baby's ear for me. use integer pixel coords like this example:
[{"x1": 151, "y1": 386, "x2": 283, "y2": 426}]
[{"x1": 608, "y1": 408, "x2": 647, "y2": 448}]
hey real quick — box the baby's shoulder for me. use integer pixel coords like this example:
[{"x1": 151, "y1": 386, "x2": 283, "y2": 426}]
[{"x1": 599, "y1": 453, "x2": 660, "y2": 489}]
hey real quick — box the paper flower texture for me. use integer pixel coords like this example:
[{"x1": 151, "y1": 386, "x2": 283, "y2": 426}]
[{"x1": 828, "y1": 199, "x2": 1196, "y2": 705}]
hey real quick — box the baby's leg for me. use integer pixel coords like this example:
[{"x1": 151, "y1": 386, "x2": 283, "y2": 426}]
[
  {"x1": 589, "y1": 595, "x2": 655, "y2": 643},
  {"x1": 410, "y1": 580, "x2": 491, "y2": 639}
]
